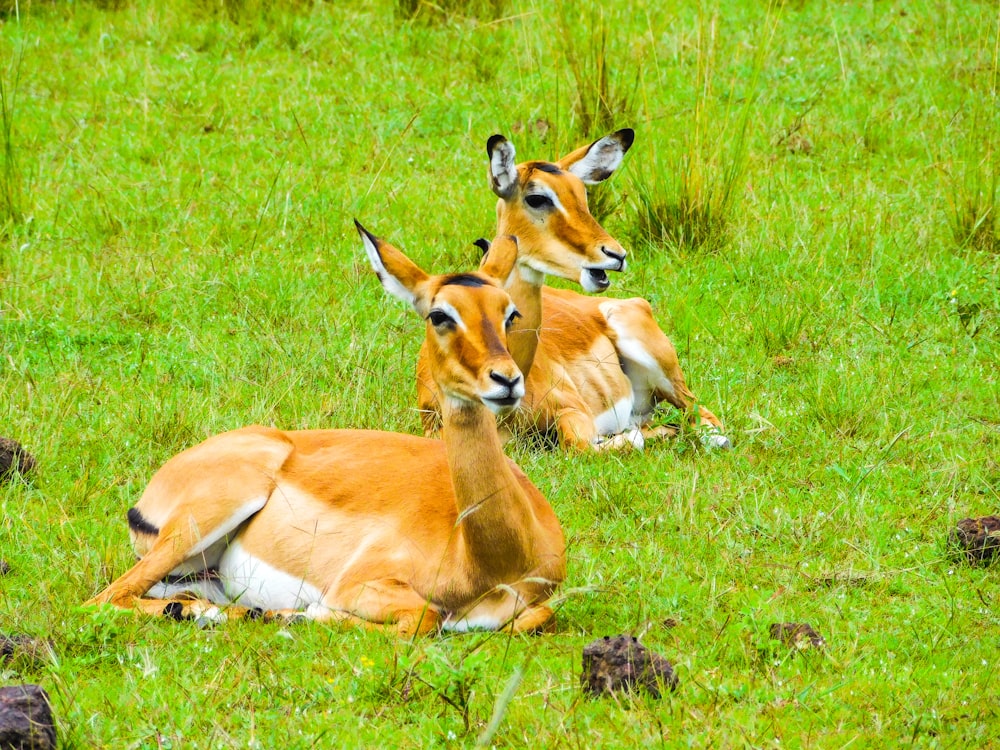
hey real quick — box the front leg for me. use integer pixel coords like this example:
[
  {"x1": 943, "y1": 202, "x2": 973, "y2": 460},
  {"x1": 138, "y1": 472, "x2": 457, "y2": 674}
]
[
  {"x1": 507, "y1": 604, "x2": 556, "y2": 634},
  {"x1": 308, "y1": 578, "x2": 442, "y2": 637},
  {"x1": 600, "y1": 297, "x2": 730, "y2": 449}
]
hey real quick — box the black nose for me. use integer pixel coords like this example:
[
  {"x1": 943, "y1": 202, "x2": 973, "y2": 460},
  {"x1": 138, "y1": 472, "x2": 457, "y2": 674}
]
[
  {"x1": 489, "y1": 371, "x2": 521, "y2": 390},
  {"x1": 601, "y1": 246, "x2": 626, "y2": 268}
]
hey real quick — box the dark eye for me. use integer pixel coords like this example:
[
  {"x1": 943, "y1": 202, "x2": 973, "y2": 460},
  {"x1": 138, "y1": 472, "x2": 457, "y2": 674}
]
[
  {"x1": 524, "y1": 194, "x2": 553, "y2": 210},
  {"x1": 428, "y1": 310, "x2": 455, "y2": 328},
  {"x1": 505, "y1": 310, "x2": 522, "y2": 328}
]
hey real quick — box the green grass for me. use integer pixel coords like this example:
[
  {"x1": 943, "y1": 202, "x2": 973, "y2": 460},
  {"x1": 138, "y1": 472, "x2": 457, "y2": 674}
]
[{"x1": 1, "y1": 0, "x2": 999, "y2": 746}]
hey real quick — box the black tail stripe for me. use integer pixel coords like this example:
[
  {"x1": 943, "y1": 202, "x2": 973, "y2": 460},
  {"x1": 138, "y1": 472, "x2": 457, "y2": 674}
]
[{"x1": 127, "y1": 507, "x2": 160, "y2": 536}]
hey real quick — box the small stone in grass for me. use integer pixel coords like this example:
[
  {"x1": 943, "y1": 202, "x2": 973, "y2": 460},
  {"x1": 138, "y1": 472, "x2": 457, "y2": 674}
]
[{"x1": 0, "y1": 684, "x2": 57, "y2": 750}]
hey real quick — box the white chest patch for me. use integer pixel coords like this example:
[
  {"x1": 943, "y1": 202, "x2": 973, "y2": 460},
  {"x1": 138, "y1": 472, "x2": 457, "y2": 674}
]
[{"x1": 217, "y1": 541, "x2": 325, "y2": 611}]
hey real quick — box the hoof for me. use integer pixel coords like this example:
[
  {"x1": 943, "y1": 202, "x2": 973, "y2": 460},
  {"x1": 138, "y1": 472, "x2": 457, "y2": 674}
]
[
  {"x1": 190, "y1": 604, "x2": 227, "y2": 628},
  {"x1": 701, "y1": 429, "x2": 732, "y2": 451},
  {"x1": 593, "y1": 430, "x2": 644, "y2": 452},
  {"x1": 625, "y1": 427, "x2": 645, "y2": 451},
  {"x1": 163, "y1": 602, "x2": 188, "y2": 621}
]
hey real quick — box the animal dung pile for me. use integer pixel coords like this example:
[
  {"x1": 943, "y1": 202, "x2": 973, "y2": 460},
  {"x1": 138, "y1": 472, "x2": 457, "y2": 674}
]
[
  {"x1": 581, "y1": 634, "x2": 678, "y2": 698},
  {"x1": 949, "y1": 516, "x2": 1000, "y2": 566},
  {"x1": 0, "y1": 438, "x2": 36, "y2": 483},
  {"x1": 0, "y1": 684, "x2": 57, "y2": 750},
  {"x1": 769, "y1": 622, "x2": 826, "y2": 651},
  {"x1": 0, "y1": 633, "x2": 51, "y2": 671}
]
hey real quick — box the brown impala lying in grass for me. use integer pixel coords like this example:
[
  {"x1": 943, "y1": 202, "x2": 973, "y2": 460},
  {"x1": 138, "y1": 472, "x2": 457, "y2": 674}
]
[
  {"x1": 86, "y1": 224, "x2": 565, "y2": 636},
  {"x1": 417, "y1": 130, "x2": 730, "y2": 452}
]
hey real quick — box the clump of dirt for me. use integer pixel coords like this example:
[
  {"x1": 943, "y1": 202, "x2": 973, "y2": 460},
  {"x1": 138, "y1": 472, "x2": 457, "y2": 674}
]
[
  {"x1": 0, "y1": 438, "x2": 36, "y2": 483},
  {"x1": 581, "y1": 635, "x2": 678, "y2": 698},
  {"x1": 0, "y1": 634, "x2": 52, "y2": 670},
  {"x1": 949, "y1": 516, "x2": 1000, "y2": 565},
  {"x1": 769, "y1": 623, "x2": 826, "y2": 650}
]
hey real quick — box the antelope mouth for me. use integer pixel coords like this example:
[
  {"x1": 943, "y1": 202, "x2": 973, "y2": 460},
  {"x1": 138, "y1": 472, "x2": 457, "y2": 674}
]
[
  {"x1": 583, "y1": 268, "x2": 611, "y2": 292},
  {"x1": 483, "y1": 395, "x2": 521, "y2": 413}
]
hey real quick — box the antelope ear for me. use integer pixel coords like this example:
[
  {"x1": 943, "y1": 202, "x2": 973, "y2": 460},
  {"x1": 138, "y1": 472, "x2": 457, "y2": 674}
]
[
  {"x1": 355, "y1": 219, "x2": 430, "y2": 315},
  {"x1": 487, "y1": 135, "x2": 518, "y2": 200},
  {"x1": 557, "y1": 128, "x2": 635, "y2": 184},
  {"x1": 479, "y1": 234, "x2": 518, "y2": 284}
]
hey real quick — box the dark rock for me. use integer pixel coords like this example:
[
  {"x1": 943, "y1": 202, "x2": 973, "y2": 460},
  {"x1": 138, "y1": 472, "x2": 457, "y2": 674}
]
[
  {"x1": 949, "y1": 516, "x2": 1000, "y2": 565},
  {"x1": 0, "y1": 684, "x2": 56, "y2": 750},
  {"x1": 0, "y1": 438, "x2": 36, "y2": 483},
  {"x1": 581, "y1": 634, "x2": 678, "y2": 698},
  {"x1": 0, "y1": 560, "x2": 9, "y2": 576},
  {"x1": 769, "y1": 622, "x2": 826, "y2": 650}
]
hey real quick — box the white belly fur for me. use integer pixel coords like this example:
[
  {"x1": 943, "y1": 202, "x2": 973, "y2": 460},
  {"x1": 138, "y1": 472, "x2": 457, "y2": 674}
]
[{"x1": 217, "y1": 540, "x2": 325, "y2": 610}]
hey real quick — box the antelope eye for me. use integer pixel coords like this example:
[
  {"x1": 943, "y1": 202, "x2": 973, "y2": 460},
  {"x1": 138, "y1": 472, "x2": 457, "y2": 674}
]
[
  {"x1": 524, "y1": 194, "x2": 554, "y2": 210},
  {"x1": 428, "y1": 310, "x2": 455, "y2": 328}
]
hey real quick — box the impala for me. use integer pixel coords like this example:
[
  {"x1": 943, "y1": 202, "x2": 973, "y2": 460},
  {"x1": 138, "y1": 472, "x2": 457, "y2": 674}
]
[
  {"x1": 417, "y1": 130, "x2": 730, "y2": 451},
  {"x1": 85, "y1": 224, "x2": 565, "y2": 636}
]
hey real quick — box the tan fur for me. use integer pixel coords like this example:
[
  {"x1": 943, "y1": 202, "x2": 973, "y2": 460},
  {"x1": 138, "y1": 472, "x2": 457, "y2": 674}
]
[
  {"x1": 417, "y1": 131, "x2": 727, "y2": 451},
  {"x1": 86, "y1": 227, "x2": 565, "y2": 635}
]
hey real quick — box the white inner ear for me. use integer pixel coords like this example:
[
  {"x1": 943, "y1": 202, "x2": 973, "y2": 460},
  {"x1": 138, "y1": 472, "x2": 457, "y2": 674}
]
[
  {"x1": 360, "y1": 231, "x2": 417, "y2": 308},
  {"x1": 566, "y1": 136, "x2": 626, "y2": 184},
  {"x1": 490, "y1": 140, "x2": 518, "y2": 199}
]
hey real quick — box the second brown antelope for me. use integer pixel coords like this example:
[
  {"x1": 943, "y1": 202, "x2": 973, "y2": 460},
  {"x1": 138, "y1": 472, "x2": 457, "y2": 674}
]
[
  {"x1": 417, "y1": 130, "x2": 729, "y2": 451},
  {"x1": 84, "y1": 224, "x2": 565, "y2": 636}
]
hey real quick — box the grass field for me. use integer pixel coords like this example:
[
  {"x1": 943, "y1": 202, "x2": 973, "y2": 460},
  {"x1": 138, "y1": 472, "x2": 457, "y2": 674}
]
[{"x1": 1, "y1": 0, "x2": 999, "y2": 746}]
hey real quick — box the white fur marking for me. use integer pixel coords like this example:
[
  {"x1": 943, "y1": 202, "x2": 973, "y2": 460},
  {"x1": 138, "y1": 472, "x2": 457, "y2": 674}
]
[
  {"x1": 218, "y1": 541, "x2": 325, "y2": 610},
  {"x1": 602, "y1": 314, "x2": 676, "y2": 415},
  {"x1": 566, "y1": 135, "x2": 626, "y2": 184},
  {"x1": 361, "y1": 232, "x2": 417, "y2": 307},
  {"x1": 526, "y1": 184, "x2": 567, "y2": 218},
  {"x1": 187, "y1": 496, "x2": 268, "y2": 559},
  {"x1": 440, "y1": 613, "x2": 505, "y2": 633},
  {"x1": 513, "y1": 259, "x2": 544, "y2": 287},
  {"x1": 593, "y1": 395, "x2": 635, "y2": 436},
  {"x1": 432, "y1": 300, "x2": 466, "y2": 332}
]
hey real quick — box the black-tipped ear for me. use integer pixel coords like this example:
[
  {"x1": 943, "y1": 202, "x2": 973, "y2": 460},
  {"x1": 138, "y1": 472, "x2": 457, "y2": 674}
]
[
  {"x1": 354, "y1": 218, "x2": 378, "y2": 246},
  {"x1": 558, "y1": 129, "x2": 633, "y2": 185},
  {"x1": 355, "y1": 219, "x2": 428, "y2": 312},
  {"x1": 615, "y1": 128, "x2": 635, "y2": 153},
  {"x1": 473, "y1": 238, "x2": 491, "y2": 256},
  {"x1": 486, "y1": 134, "x2": 507, "y2": 155}
]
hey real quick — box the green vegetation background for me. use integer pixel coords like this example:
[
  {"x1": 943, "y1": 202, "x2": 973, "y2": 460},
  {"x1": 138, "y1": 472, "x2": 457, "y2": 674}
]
[{"x1": 1, "y1": 0, "x2": 998, "y2": 746}]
